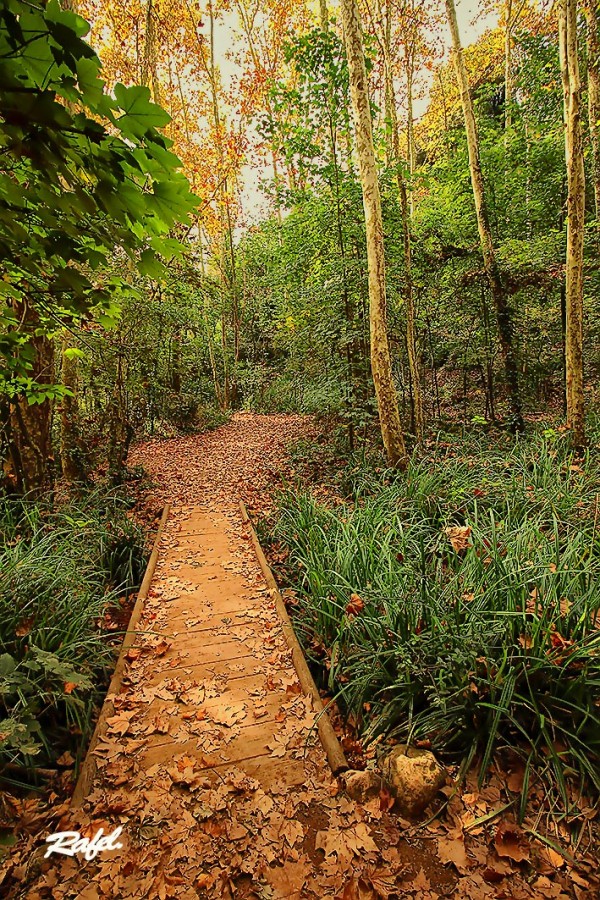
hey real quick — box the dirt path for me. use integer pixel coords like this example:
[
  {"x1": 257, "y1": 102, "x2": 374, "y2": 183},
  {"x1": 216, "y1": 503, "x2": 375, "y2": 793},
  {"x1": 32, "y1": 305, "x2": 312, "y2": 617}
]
[{"x1": 128, "y1": 413, "x2": 316, "y2": 513}]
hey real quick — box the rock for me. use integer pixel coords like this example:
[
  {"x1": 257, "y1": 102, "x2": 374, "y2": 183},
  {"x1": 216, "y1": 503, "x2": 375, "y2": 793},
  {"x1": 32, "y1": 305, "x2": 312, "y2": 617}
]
[
  {"x1": 379, "y1": 745, "x2": 447, "y2": 818},
  {"x1": 343, "y1": 768, "x2": 383, "y2": 803}
]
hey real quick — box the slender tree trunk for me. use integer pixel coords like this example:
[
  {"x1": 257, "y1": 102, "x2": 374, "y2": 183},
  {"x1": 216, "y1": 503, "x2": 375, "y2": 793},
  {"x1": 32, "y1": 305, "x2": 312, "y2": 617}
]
[
  {"x1": 504, "y1": 0, "x2": 526, "y2": 131},
  {"x1": 583, "y1": 0, "x2": 600, "y2": 221},
  {"x1": 141, "y1": 0, "x2": 161, "y2": 104},
  {"x1": 504, "y1": 0, "x2": 514, "y2": 132},
  {"x1": 4, "y1": 305, "x2": 55, "y2": 496},
  {"x1": 438, "y1": 70, "x2": 449, "y2": 134},
  {"x1": 54, "y1": 0, "x2": 87, "y2": 484},
  {"x1": 445, "y1": 0, "x2": 524, "y2": 431},
  {"x1": 201, "y1": 0, "x2": 236, "y2": 407},
  {"x1": 319, "y1": 0, "x2": 329, "y2": 30},
  {"x1": 380, "y1": 6, "x2": 424, "y2": 443},
  {"x1": 340, "y1": 0, "x2": 407, "y2": 467},
  {"x1": 559, "y1": 0, "x2": 586, "y2": 448},
  {"x1": 406, "y1": 64, "x2": 416, "y2": 216},
  {"x1": 60, "y1": 336, "x2": 87, "y2": 483}
]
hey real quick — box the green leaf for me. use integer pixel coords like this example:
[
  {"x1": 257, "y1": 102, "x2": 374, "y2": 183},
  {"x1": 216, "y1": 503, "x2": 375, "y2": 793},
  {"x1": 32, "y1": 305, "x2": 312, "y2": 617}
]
[
  {"x1": 63, "y1": 347, "x2": 84, "y2": 360},
  {"x1": 114, "y1": 83, "x2": 171, "y2": 137},
  {"x1": 137, "y1": 248, "x2": 165, "y2": 278}
]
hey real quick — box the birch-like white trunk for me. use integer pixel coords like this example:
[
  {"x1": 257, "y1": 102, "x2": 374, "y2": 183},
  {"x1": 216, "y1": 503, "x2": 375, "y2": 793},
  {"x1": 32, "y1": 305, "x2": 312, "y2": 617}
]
[{"x1": 445, "y1": 0, "x2": 523, "y2": 431}]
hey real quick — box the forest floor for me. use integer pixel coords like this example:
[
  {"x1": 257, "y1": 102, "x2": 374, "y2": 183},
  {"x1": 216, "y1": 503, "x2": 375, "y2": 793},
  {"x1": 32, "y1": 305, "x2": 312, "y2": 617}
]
[{"x1": 2, "y1": 414, "x2": 594, "y2": 899}]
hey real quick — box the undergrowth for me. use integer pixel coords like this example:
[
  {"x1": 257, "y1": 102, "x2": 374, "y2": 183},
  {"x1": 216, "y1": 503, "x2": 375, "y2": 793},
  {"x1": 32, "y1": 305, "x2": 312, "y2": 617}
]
[
  {"x1": 0, "y1": 490, "x2": 147, "y2": 779},
  {"x1": 275, "y1": 426, "x2": 600, "y2": 816}
]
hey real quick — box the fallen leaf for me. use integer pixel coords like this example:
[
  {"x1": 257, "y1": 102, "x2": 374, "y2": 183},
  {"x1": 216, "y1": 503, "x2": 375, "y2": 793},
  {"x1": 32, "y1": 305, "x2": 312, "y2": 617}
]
[
  {"x1": 445, "y1": 525, "x2": 472, "y2": 553},
  {"x1": 346, "y1": 593, "x2": 365, "y2": 616},
  {"x1": 495, "y1": 822, "x2": 530, "y2": 863},
  {"x1": 437, "y1": 836, "x2": 470, "y2": 873},
  {"x1": 56, "y1": 751, "x2": 74, "y2": 767}
]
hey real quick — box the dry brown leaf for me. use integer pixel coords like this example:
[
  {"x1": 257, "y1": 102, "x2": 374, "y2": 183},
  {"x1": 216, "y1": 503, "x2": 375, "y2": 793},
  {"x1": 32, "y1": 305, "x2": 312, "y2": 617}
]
[
  {"x1": 444, "y1": 525, "x2": 472, "y2": 553},
  {"x1": 494, "y1": 822, "x2": 530, "y2": 863},
  {"x1": 211, "y1": 702, "x2": 247, "y2": 727},
  {"x1": 436, "y1": 835, "x2": 470, "y2": 873},
  {"x1": 55, "y1": 750, "x2": 75, "y2": 767},
  {"x1": 346, "y1": 593, "x2": 365, "y2": 616}
]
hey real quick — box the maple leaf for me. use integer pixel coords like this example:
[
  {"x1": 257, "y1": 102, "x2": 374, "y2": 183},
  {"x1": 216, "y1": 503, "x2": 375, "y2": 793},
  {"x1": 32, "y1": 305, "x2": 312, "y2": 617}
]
[
  {"x1": 436, "y1": 835, "x2": 470, "y2": 873},
  {"x1": 211, "y1": 702, "x2": 247, "y2": 727},
  {"x1": 316, "y1": 823, "x2": 378, "y2": 858},
  {"x1": 267, "y1": 735, "x2": 288, "y2": 758}
]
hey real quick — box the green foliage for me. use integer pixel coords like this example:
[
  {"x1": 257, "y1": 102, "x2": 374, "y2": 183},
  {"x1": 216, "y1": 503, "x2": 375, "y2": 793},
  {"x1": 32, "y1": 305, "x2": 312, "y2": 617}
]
[
  {"x1": 0, "y1": 490, "x2": 147, "y2": 772},
  {"x1": 69, "y1": 269, "x2": 230, "y2": 464},
  {"x1": 0, "y1": 0, "x2": 197, "y2": 398},
  {"x1": 275, "y1": 427, "x2": 600, "y2": 812}
]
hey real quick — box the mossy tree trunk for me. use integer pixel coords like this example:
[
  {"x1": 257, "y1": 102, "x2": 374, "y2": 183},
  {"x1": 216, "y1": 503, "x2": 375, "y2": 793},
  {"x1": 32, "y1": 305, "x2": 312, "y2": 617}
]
[
  {"x1": 4, "y1": 305, "x2": 55, "y2": 496},
  {"x1": 379, "y1": 0, "x2": 424, "y2": 443},
  {"x1": 340, "y1": 0, "x2": 408, "y2": 468},
  {"x1": 583, "y1": 0, "x2": 600, "y2": 222}
]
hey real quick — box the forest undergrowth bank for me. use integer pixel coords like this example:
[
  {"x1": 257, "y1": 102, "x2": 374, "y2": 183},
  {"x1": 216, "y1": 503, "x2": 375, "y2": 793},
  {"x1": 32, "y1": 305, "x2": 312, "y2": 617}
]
[
  {"x1": 265, "y1": 420, "x2": 600, "y2": 864},
  {"x1": 0, "y1": 487, "x2": 149, "y2": 843}
]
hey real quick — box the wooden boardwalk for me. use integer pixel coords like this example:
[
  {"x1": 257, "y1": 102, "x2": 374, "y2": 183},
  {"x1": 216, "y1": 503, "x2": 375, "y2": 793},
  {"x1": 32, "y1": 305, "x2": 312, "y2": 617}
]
[
  {"x1": 129, "y1": 505, "x2": 322, "y2": 790},
  {"x1": 35, "y1": 502, "x2": 426, "y2": 899},
  {"x1": 10, "y1": 415, "x2": 565, "y2": 900}
]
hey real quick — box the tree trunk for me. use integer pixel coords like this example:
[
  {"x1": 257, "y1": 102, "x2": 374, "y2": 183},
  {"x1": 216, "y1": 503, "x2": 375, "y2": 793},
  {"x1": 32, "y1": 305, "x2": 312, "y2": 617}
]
[
  {"x1": 4, "y1": 306, "x2": 55, "y2": 496},
  {"x1": 319, "y1": 0, "x2": 329, "y2": 30},
  {"x1": 380, "y1": 4, "x2": 424, "y2": 443},
  {"x1": 445, "y1": 0, "x2": 524, "y2": 432},
  {"x1": 583, "y1": 0, "x2": 600, "y2": 221},
  {"x1": 504, "y1": 0, "x2": 514, "y2": 132},
  {"x1": 60, "y1": 336, "x2": 87, "y2": 483},
  {"x1": 141, "y1": 0, "x2": 161, "y2": 105},
  {"x1": 340, "y1": 0, "x2": 407, "y2": 467},
  {"x1": 559, "y1": 0, "x2": 586, "y2": 448}
]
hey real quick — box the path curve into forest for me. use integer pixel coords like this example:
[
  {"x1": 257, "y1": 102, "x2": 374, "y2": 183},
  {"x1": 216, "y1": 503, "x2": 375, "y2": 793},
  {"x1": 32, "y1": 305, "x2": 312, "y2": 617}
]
[{"x1": 129, "y1": 412, "x2": 317, "y2": 514}]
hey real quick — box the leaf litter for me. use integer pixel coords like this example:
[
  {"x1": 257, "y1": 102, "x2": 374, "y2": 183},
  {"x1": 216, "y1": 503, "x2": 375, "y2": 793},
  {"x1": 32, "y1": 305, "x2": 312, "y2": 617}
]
[{"x1": 1, "y1": 414, "x2": 597, "y2": 899}]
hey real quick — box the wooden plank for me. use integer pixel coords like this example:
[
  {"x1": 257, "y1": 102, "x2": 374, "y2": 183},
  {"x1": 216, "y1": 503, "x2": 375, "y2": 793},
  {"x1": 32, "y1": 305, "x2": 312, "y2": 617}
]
[
  {"x1": 239, "y1": 501, "x2": 348, "y2": 776},
  {"x1": 71, "y1": 504, "x2": 171, "y2": 806},
  {"x1": 138, "y1": 742, "x2": 309, "y2": 790}
]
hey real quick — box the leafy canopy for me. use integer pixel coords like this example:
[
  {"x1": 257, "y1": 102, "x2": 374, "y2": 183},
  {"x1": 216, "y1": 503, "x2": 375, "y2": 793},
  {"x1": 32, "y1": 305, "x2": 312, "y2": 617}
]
[{"x1": 0, "y1": 0, "x2": 198, "y2": 398}]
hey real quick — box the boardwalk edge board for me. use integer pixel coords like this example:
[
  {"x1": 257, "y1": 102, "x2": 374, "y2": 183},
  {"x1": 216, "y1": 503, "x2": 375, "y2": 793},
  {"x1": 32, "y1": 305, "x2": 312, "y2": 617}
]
[
  {"x1": 71, "y1": 503, "x2": 172, "y2": 806},
  {"x1": 239, "y1": 500, "x2": 349, "y2": 776}
]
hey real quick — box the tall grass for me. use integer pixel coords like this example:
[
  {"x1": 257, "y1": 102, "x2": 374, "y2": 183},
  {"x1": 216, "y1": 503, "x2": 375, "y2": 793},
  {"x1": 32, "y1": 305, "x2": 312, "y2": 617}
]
[
  {"x1": 0, "y1": 491, "x2": 147, "y2": 773},
  {"x1": 275, "y1": 428, "x2": 600, "y2": 812}
]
